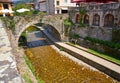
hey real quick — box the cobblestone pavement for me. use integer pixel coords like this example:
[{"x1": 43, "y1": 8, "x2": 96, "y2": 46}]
[{"x1": 0, "y1": 28, "x2": 22, "y2": 83}]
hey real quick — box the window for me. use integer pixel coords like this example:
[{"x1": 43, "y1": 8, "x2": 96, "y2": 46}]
[
  {"x1": 57, "y1": 10, "x2": 59, "y2": 14},
  {"x1": 83, "y1": 14, "x2": 89, "y2": 25},
  {"x1": 56, "y1": 1, "x2": 60, "y2": 5},
  {"x1": 75, "y1": 14, "x2": 80, "y2": 23},
  {"x1": 3, "y1": 4, "x2": 9, "y2": 9},
  {"x1": 93, "y1": 14, "x2": 100, "y2": 26}
]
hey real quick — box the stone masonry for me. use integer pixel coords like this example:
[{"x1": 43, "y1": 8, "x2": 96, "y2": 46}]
[{"x1": 0, "y1": 20, "x2": 22, "y2": 83}]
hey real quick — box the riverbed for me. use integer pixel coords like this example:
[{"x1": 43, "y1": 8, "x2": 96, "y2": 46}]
[{"x1": 24, "y1": 31, "x2": 118, "y2": 83}]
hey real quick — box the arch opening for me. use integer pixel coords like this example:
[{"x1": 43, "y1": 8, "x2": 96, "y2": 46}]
[
  {"x1": 75, "y1": 14, "x2": 80, "y2": 23},
  {"x1": 41, "y1": 24, "x2": 61, "y2": 41},
  {"x1": 18, "y1": 23, "x2": 61, "y2": 47},
  {"x1": 104, "y1": 14, "x2": 114, "y2": 27},
  {"x1": 93, "y1": 14, "x2": 100, "y2": 26},
  {"x1": 83, "y1": 14, "x2": 89, "y2": 25}
]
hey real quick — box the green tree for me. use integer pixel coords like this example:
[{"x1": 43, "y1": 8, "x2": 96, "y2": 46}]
[{"x1": 64, "y1": 18, "x2": 74, "y2": 36}]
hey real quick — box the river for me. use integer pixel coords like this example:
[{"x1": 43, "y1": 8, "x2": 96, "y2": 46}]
[{"x1": 25, "y1": 30, "x2": 118, "y2": 83}]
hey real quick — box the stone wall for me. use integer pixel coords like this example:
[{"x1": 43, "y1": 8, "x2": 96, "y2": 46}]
[
  {"x1": 69, "y1": 2, "x2": 120, "y2": 27},
  {"x1": 0, "y1": 20, "x2": 22, "y2": 83},
  {"x1": 69, "y1": 2, "x2": 120, "y2": 42},
  {"x1": 72, "y1": 26, "x2": 112, "y2": 41}
]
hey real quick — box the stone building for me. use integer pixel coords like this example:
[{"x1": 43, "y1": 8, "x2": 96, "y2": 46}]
[
  {"x1": 0, "y1": 0, "x2": 13, "y2": 16},
  {"x1": 33, "y1": 0, "x2": 40, "y2": 11},
  {"x1": 38, "y1": 0, "x2": 46, "y2": 12},
  {"x1": 70, "y1": 2, "x2": 120, "y2": 28},
  {"x1": 34, "y1": 0, "x2": 55, "y2": 15},
  {"x1": 69, "y1": 2, "x2": 120, "y2": 41},
  {"x1": 34, "y1": 0, "x2": 76, "y2": 14}
]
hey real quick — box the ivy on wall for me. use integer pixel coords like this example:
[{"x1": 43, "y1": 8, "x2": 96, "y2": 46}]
[
  {"x1": 64, "y1": 18, "x2": 74, "y2": 36},
  {"x1": 79, "y1": 7, "x2": 87, "y2": 27},
  {"x1": 112, "y1": 29, "x2": 120, "y2": 43},
  {"x1": 1, "y1": 17, "x2": 15, "y2": 32}
]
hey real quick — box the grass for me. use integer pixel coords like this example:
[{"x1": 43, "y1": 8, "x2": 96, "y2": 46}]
[
  {"x1": 88, "y1": 49, "x2": 120, "y2": 65},
  {"x1": 23, "y1": 74, "x2": 32, "y2": 83},
  {"x1": 67, "y1": 42, "x2": 120, "y2": 65},
  {"x1": 21, "y1": 32, "x2": 26, "y2": 37},
  {"x1": 25, "y1": 26, "x2": 39, "y2": 32},
  {"x1": 23, "y1": 54, "x2": 44, "y2": 83}
]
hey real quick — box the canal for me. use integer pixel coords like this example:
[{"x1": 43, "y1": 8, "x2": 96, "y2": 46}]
[{"x1": 24, "y1": 28, "x2": 118, "y2": 83}]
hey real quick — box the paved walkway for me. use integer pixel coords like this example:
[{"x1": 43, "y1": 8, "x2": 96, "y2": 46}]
[
  {"x1": 0, "y1": 28, "x2": 22, "y2": 83},
  {"x1": 35, "y1": 25, "x2": 120, "y2": 81}
]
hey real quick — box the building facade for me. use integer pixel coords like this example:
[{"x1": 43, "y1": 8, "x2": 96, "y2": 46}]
[
  {"x1": 70, "y1": 2, "x2": 120, "y2": 28},
  {"x1": 54, "y1": 0, "x2": 76, "y2": 14},
  {"x1": 0, "y1": 0, "x2": 13, "y2": 16},
  {"x1": 34, "y1": 0, "x2": 54, "y2": 15},
  {"x1": 46, "y1": 0, "x2": 55, "y2": 14},
  {"x1": 34, "y1": 0, "x2": 76, "y2": 14},
  {"x1": 39, "y1": 0, "x2": 46, "y2": 12}
]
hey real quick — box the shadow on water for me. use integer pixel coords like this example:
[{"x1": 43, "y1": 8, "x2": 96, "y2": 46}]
[
  {"x1": 27, "y1": 40, "x2": 49, "y2": 48},
  {"x1": 26, "y1": 30, "x2": 53, "y2": 48},
  {"x1": 34, "y1": 31, "x2": 43, "y2": 38}
]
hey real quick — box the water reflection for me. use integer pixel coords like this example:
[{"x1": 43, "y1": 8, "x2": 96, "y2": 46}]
[{"x1": 26, "y1": 31, "x2": 48, "y2": 48}]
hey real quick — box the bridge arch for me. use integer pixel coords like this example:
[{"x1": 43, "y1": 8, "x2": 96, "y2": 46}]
[
  {"x1": 17, "y1": 23, "x2": 61, "y2": 44},
  {"x1": 14, "y1": 14, "x2": 68, "y2": 44}
]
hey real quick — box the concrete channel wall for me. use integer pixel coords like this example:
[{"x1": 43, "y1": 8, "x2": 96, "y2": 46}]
[
  {"x1": 55, "y1": 44, "x2": 120, "y2": 81},
  {"x1": 35, "y1": 25, "x2": 120, "y2": 81}
]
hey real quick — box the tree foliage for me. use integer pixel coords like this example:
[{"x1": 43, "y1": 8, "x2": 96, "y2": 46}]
[
  {"x1": 64, "y1": 18, "x2": 74, "y2": 36},
  {"x1": 64, "y1": 18, "x2": 73, "y2": 27},
  {"x1": 79, "y1": 7, "x2": 87, "y2": 27},
  {"x1": 13, "y1": 3, "x2": 33, "y2": 16}
]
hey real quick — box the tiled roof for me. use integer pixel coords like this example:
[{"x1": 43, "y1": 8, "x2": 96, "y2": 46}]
[{"x1": 0, "y1": 0, "x2": 12, "y2": 3}]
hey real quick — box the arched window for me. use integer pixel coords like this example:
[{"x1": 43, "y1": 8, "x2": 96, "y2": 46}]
[
  {"x1": 75, "y1": 14, "x2": 80, "y2": 23},
  {"x1": 93, "y1": 14, "x2": 100, "y2": 26},
  {"x1": 83, "y1": 14, "x2": 89, "y2": 25},
  {"x1": 104, "y1": 14, "x2": 114, "y2": 27}
]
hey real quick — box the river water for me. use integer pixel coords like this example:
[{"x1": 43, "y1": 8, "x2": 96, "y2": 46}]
[{"x1": 25, "y1": 31, "x2": 119, "y2": 83}]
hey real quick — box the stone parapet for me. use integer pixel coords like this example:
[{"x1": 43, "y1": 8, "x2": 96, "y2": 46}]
[{"x1": 0, "y1": 20, "x2": 22, "y2": 83}]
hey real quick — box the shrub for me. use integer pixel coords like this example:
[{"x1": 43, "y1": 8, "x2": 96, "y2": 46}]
[
  {"x1": 84, "y1": 37, "x2": 120, "y2": 49},
  {"x1": 72, "y1": 34, "x2": 80, "y2": 39}
]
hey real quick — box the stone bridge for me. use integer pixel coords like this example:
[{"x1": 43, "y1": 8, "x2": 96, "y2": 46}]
[{"x1": 14, "y1": 14, "x2": 68, "y2": 44}]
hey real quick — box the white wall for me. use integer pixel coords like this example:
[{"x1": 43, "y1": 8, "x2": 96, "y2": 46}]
[{"x1": 55, "y1": 0, "x2": 76, "y2": 14}]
